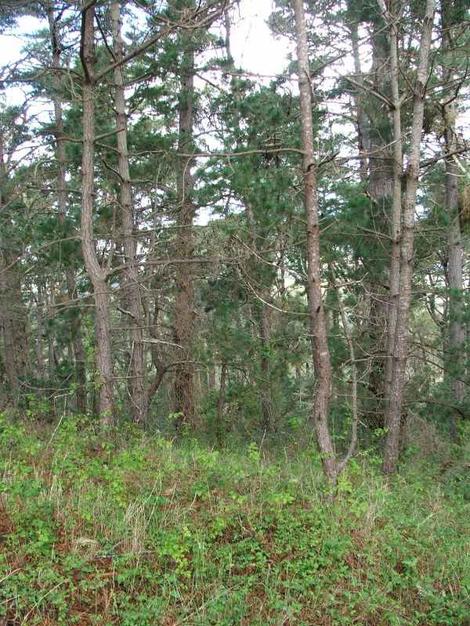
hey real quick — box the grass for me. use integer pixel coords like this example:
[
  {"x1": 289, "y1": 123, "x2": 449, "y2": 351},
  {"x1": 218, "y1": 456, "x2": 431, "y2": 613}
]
[{"x1": 0, "y1": 414, "x2": 468, "y2": 625}]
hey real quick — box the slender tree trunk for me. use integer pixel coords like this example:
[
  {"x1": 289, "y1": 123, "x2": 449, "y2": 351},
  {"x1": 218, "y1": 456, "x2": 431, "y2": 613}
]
[
  {"x1": 258, "y1": 307, "x2": 273, "y2": 432},
  {"x1": 350, "y1": 6, "x2": 395, "y2": 429},
  {"x1": 216, "y1": 362, "x2": 227, "y2": 445},
  {"x1": 0, "y1": 130, "x2": 29, "y2": 403},
  {"x1": 34, "y1": 290, "x2": 45, "y2": 382},
  {"x1": 80, "y1": 1, "x2": 115, "y2": 423},
  {"x1": 245, "y1": 204, "x2": 274, "y2": 432},
  {"x1": 173, "y1": 35, "x2": 196, "y2": 429},
  {"x1": 376, "y1": 0, "x2": 404, "y2": 419},
  {"x1": 47, "y1": 3, "x2": 87, "y2": 414},
  {"x1": 111, "y1": 0, "x2": 147, "y2": 424},
  {"x1": 0, "y1": 256, "x2": 28, "y2": 399},
  {"x1": 292, "y1": 0, "x2": 336, "y2": 483},
  {"x1": 383, "y1": 0, "x2": 436, "y2": 474},
  {"x1": 444, "y1": 116, "x2": 465, "y2": 438},
  {"x1": 349, "y1": 20, "x2": 369, "y2": 183},
  {"x1": 441, "y1": 0, "x2": 465, "y2": 438}
]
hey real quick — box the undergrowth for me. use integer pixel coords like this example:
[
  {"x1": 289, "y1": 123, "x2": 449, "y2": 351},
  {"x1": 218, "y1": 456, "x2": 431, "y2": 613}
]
[{"x1": 0, "y1": 414, "x2": 468, "y2": 625}]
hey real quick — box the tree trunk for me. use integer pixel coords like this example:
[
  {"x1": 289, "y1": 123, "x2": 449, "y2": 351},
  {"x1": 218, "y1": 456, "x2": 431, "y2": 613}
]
[
  {"x1": 173, "y1": 34, "x2": 196, "y2": 429},
  {"x1": 0, "y1": 256, "x2": 28, "y2": 400},
  {"x1": 383, "y1": 0, "x2": 436, "y2": 474},
  {"x1": 245, "y1": 203, "x2": 274, "y2": 432},
  {"x1": 47, "y1": 2, "x2": 87, "y2": 414},
  {"x1": 441, "y1": 0, "x2": 465, "y2": 439},
  {"x1": 292, "y1": 0, "x2": 336, "y2": 483},
  {"x1": 349, "y1": 19, "x2": 369, "y2": 183},
  {"x1": 0, "y1": 126, "x2": 29, "y2": 404},
  {"x1": 80, "y1": 1, "x2": 114, "y2": 424},
  {"x1": 216, "y1": 362, "x2": 227, "y2": 445},
  {"x1": 379, "y1": 0, "x2": 403, "y2": 416},
  {"x1": 350, "y1": 5, "x2": 395, "y2": 430},
  {"x1": 111, "y1": 0, "x2": 147, "y2": 424},
  {"x1": 259, "y1": 306, "x2": 273, "y2": 432}
]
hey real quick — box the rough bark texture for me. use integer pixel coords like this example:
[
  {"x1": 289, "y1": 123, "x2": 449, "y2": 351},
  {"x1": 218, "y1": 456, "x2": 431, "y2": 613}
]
[
  {"x1": 47, "y1": 2, "x2": 87, "y2": 414},
  {"x1": 383, "y1": 0, "x2": 436, "y2": 474},
  {"x1": 292, "y1": 0, "x2": 336, "y2": 483},
  {"x1": 376, "y1": 0, "x2": 404, "y2": 421},
  {"x1": 80, "y1": 1, "x2": 115, "y2": 423},
  {"x1": 111, "y1": 0, "x2": 147, "y2": 424},
  {"x1": 173, "y1": 33, "x2": 196, "y2": 429}
]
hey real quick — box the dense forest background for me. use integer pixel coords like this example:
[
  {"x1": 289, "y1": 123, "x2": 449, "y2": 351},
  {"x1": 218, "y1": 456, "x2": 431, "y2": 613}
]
[
  {"x1": 0, "y1": 0, "x2": 468, "y2": 474},
  {"x1": 0, "y1": 1, "x2": 469, "y2": 624}
]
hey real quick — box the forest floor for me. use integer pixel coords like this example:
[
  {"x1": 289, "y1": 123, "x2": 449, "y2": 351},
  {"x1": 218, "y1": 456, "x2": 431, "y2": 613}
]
[{"x1": 0, "y1": 414, "x2": 468, "y2": 626}]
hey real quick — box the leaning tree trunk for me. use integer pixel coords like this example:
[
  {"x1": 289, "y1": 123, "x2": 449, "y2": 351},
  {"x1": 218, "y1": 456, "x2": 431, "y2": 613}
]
[
  {"x1": 173, "y1": 34, "x2": 196, "y2": 429},
  {"x1": 111, "y1": 0, "x2": 147, "y2": 424},
  {"x1": 292, "y1": 0, "x2": 337, "y2": 483},
  {"x1": 80, "y1": 1, "x2": 115, "y2": 423},
  {"x1": 441, "y1": 0, "x2": 465, "y2": 439},
  {"x1": 383, "y1": 0, "x2": 436, "y2": 474},
  {"x1": 47, "y1": 2, "x2": 87, "y2": 414}
]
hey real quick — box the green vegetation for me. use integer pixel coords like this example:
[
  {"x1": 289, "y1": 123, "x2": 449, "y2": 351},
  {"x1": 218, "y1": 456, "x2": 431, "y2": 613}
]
[{"x1": 0, "y1": 414, "x2": 468, "y2": 626}]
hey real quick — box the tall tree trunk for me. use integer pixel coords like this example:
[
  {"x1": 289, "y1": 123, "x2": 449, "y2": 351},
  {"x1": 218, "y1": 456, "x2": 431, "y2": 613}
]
[
  {"x1": 349, "y1": 19, "x2": 369, "y2": 183},
  {"x1": 376, "y1": 0, "x2": 404, "y2": 423},
  {"x1": 47, "y1": 2, "x2": 87, "y2": 414},
  {"x1": 349, "y1": 4, "x2": 395, "y2": 429},
  {"x1": 383, "y1": 0, "x2": 436, "y2": 474},
  {"x1": 245, "y1": 203, "x2": 274, "y2": 432},
  {"x1": 292, "y1": 0, "x2": 336, "y2": 483},
  {"x1": 441, "y1": 0, "x2": 465, "y2": 438},
  {"x1": 80, "y1": 1, "x2": 115, "y2": 424},
  {"x1": 0, "y1": 128, "x2": 29, "y2": 404},
  {"x1": 111, "y1": 0, "x2": 147, "y2": 424},
  {"x1": 173, "y1": 34, "x2": 196, "y2": 429}
]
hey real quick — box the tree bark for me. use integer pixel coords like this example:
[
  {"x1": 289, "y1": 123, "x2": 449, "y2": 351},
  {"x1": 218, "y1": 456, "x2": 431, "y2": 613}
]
[
  {"x1": 0, "y1": 124, "x2": 29, "y2": 404},
  {"x1": 441, "y1": 0, "x2": 465, "y2": 439},
  {"x1": 80, "y1": 1, "x2": 115, "y2": 424},
  {"x1": 376, "y1": 0, "x2": 404, "y2": 424},
  {"x1": 111, "y1": 0, "x2": 147, "y2": 424},
  {"x1": 47, "y1": 2, "x2": 87, "y2": 414},
  {"x1": 292, "y1": 0, "x2": 336, "y2": 483},
  {"x1": 383, "y1": 0, "x2": 436, "y2": 474},
  {"x1": 0, "y1": 255, "x2": 28, "y2": 400},
  {"x1": 173, "y1": 31, "x2": 196, "y2": 429}
]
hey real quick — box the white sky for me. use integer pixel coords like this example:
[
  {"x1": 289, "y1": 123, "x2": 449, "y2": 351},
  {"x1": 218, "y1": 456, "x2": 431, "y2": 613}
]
[
  {"x1": 231, "y1": 0, "x2": 291, "y2": 76},
  {"x1": 0, "y1": 0, "x2": 290, "y2": 106}
]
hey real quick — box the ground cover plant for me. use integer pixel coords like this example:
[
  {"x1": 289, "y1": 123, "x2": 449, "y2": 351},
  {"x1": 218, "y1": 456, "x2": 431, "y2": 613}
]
[
  {"x1": 0, "y1": 2, "x2": 469, "y2": 624},
  {"x1": 0, "y1": 414, "x2": 468, "y2": 626}
]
